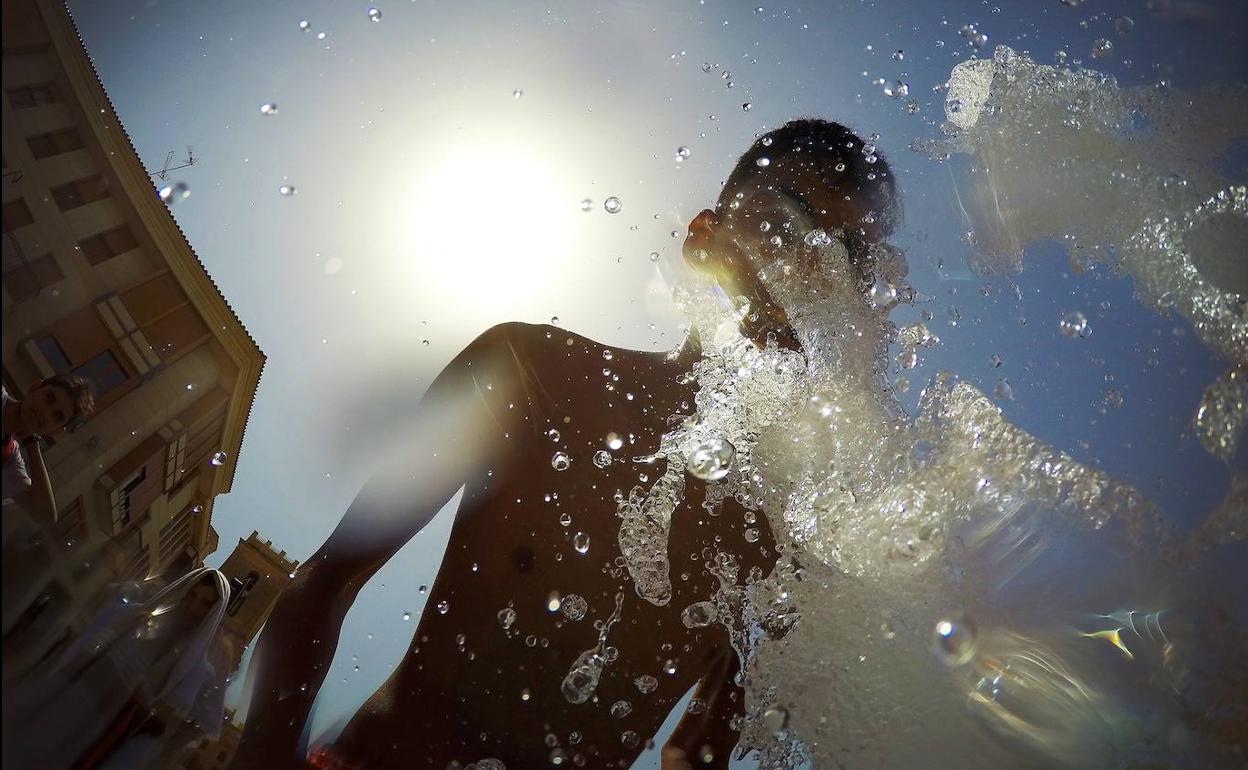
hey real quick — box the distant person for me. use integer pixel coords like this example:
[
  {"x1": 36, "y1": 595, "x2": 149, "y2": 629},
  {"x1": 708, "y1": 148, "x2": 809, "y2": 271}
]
[
  {"x1": 1, "y1": 374, "x2": 95, "y2": 515},
  {"x1": 233, "y1": 118, "x2": 900, "y2": 769},
  {"x1": 2, "y1": 567, "x2": 233, "y2": 770}
]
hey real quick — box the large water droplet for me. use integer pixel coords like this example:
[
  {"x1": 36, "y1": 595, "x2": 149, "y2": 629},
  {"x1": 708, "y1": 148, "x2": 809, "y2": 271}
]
[
  {"x1": 593, "y1": 450, "x2": 612, "y2": 468},
  {"x1": 260, "y1": 102, "x2": 278, "y2": 115},
  {"x1": 1058, "y1": 310, "x2": 1089, "y2": 339},
  {"x1": 762, "y1": 706, "x2": 789, "y2": 735},
  {"x1": 603, "y1": 197, "x2": 623, "y2": 214},
  {"x1": 279, "y1": 184, "x2": 296, "y2": 197},
  {"x1": 932, "y1": 614, "x2": 977, "y2": 665},
  {"x1": 680, "y1": 601, "x2": 717, "y2": 628},
  {"x1": 634, "y1": 674, "x2": 658, "y2": 694},
  {"x1": 572, "y1": 532, "x2": 590, "y2": 554},
  {"x1": 498, "y1": 607, "x2": 516, "y2": 629},
  {"x1": 561, "y1": 594, "x2": 588, "y2": 621},
  {"x1": 552, "y1": 452, "x2": 571, "y2": 471},
  {"x1": 367, "y1": 7, "x2": 381, "y2": 22},
  {"x1": 561, "y1": 649, "x2": 604, "y2": 703},
  {"x1": 610, "y1": 700, "x2": 633, "y2": 718},
  {"x1": 688, "y1": 438, "x2": 735, "y2": 481},
  {"x1": 209, "y1": 451, "x2": 228, "y2": 467}
]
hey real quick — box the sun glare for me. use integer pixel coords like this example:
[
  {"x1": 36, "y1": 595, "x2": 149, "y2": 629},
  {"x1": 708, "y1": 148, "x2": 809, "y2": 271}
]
[{"x1": 407, "y1": 144, "x2": 575, "y2": 311}]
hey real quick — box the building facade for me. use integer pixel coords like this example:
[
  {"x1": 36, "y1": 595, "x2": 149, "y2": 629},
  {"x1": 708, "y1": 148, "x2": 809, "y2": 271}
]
[{"x1": 2, "y1": 0, "x2": 264, "y2": 618}]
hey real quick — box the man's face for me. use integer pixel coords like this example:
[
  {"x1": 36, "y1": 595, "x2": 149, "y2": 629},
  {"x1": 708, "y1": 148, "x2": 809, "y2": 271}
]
[
  {"x1": 20, "y1": 383, "x2": 75, "y2": 435},
  {"x1": 185, "y1": 576, "x2": 221, "y2": 619}
]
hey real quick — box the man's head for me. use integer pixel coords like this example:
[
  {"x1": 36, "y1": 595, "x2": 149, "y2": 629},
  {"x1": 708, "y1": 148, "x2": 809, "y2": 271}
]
[
  {"x1": 683, "y1": 119, "x2": 898, "y2": 294},
  {"x1": 683, "y1": 118, "x2": 901, "y2": 346},
  {"x1": 19, "y1": 374, "x2": 95, "y2": 435}
]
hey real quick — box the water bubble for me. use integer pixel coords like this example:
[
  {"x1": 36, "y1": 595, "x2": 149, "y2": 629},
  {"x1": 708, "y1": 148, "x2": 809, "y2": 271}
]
[
  {"x1": 634, "y1": 674, "x2": 658, "y2": 694},
  {"x1": 620, "y1": 731, "x2": 640, "y2": 749},
  {"x1": 1058, "y1": 310, "x2": 1089, "y2": 339},
  {"x1": 548, "y1": 428, "x2": 561, "y2": 442},
  {"x1": 989, "y1": 353, "x2": 1003, "y2": 368},
  {"x1": 680, "y1": 601, "x2": 717, "y2": 628},
  {"x1": 762, "y1": 706, "x2": 789, "y2": 735},
  {"x1": 675, "y1": 146, "x2": 691, "y2": 162},
  {"x1": 592, "y1": 450, "x2": 612, "y2": 469},
  {"x1": 804, "y1": 228, "x2": 832, "y2": 247},
  {"x1": 367, "y1": 8, "x2": 381, "y2": 22},
  {"x1": 437, "y1": 600, "x2": 450, "y2": 614},
  {"x1": 1104, "y1": 388, "x2": 1124, "y2": 408},
  {"x1": 298, "y1": 20, "x2": 311, "y2": 32},
  {"x1": 701, "y1": 62, "x2": 712, "y2": 72},
  {"x1": 755, "y1": 157, "x2": 771, "y2": 168},
  {"x1": 932, "y1": 614, "x2": 978, "y2": 665},
  {"x1": 1091, "y1": 38, "x2": 1114, "y2": 59},
  {"x1": 573, "y1": 532, "x2": 590, "y2": 554},
  {"x1": 209, "y1": 451, "x2": 227, "y2": 467},
  {"x1": 743, "y1": 527, "x2": 760, "y2": 543},
  {"x1": 158, "y1": 182, "x2": 190, "y2": 204},
  {"x1": 579, "y1": 198, "x2": 593, "y2": 212},
  {"x1": 869, "y1": 279, "x2": 897, "y2": 308},
  {"x1": 1114, "y1": 15, "x2": 1134, "y2": 35},
  {"x1": 402, "y1": 611, "x2": 411, "y2": 621},
  {"x1": 498, "y1": 607, "x2": 516, "y2": 629},
  {"x1": 603, "y1": 197, "x2": 623, "y2": 214},
  {"x1": 559, "y1": 512, "x2": 572, "y2": 527},
  {"x1": 560, "y1": 594, "x2": 588, "y2": 621},
  {"x1": 742, "y1": 102, "x2": 752, "y2": 112},
  {"x1": 279, "y1": 184, "x2": 296, "y2": 197},
  {"x1": 259, "y1": 102, "x2": 278, "y2": 115},
  {"x1": 610, "y1": 700, "x2": 633, "y2": 718},
  {"x1": 551, "y1": 452, "x2": 571, "y2": 471},
  {"x1": 993, "y1": 377, "x2": 1014, "y2": 401},
  {"x1": 688, "y1": 438, "x2": 735, "y2": 481}
]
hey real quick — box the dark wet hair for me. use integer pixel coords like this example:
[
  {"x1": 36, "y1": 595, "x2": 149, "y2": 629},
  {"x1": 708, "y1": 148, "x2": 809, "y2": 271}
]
[
  {"x1": 38, "y1": 374, "x2": 95, "y2": 431},
  {"x1": 717, "y1": 118, "x2": 901, "y2": 237}
]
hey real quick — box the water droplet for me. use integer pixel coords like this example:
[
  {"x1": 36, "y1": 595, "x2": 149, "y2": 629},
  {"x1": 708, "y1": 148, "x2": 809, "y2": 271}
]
[
  {"x1": 606, "y1": 432, "x2": 624, "y2": 451},
  {"x1": 548, "y1": 428, "x2": 561, "y2": 442},
  {"x1": 402, "y1": 611, "x2": 411, "y2": 621},
  {"x1": 573, "y1": 532, "x2": 590, "y2": 554},
  {"x1": 260, "y1": 102, "x2": 278, "y2": 115},
  {"x1": 680, "y1": 601, "x2": 716, "y2": 628},
  {"x1": 742, "y1": 102, "x2": 752, "y2": 111},
  {"x1": 559, "y1": 512, "x2": 572, "y2": 526},
  {"x1": 892, "y1": 49, "x2": 905, "y2": 61},
  {"x1": 662, "y1": 658, "x2": 678, "y2": 675},
  {"x1": 993, "y1": 377, "x2": 1014, "y2": 401},
  {"x1": 418, "y1": 585, "x2": 427, "y2": 594},
  {"x1": 498, "y1": 607, "x2": 516, "y2": 629},
  {"x1": 620, "y1": 731, "x2": 640, "y2": 749},
  {"x1": 688, "y1": 438, "x2": 735, "y2": 481},
  {"x1": 610, "y1": 700, "x2": 633, "y2": 718},
  {"x1": 634, "y1": 674, "x2": 658, "y2": 694},
  {"x1": 1091, "y1": 38, "x2": 1114, "y2": 59},
  {"x1": 436, "y1": 600, "x2": 450, "y2": 614},
  {"x1": 603, "y1": 196, "x2": 623, "y2": 214},
  {"x1": 551, "y1": 452, "x2": 571, "y2": 471},
  {"x1": 279, "y1": 184, "x2": 296, "y2": 197},
  {"x1": 592, "y1": 450, "x2": 612, "y2": 469},
  {"x1": 158, "y1": 182, "x2": 191, "y2": 204},
  {"x1": 869, "y1": 279, "x2": 897, "y2": 308},
  {"x1": 989, "y1": 353, "x2": 1003, "y2": 368},
  {"x1": 316, "y1": 32, "x2": 326, "y2": 41},
  {"x1": 512, "y1": 88, "x2": 523, "y2": 99},
  {"x1": 1058, "y1": 310, "x2": 1090, "y2": 339},
  {"x1": 762, "y1": 706, "x2": 789, "y2": 735},
  {"x1": 754, "y1": 156, "x2": 770, "y2": 167},
  {"x1": 932, "y1": 614, "x2": 977, "y2": 665},
  {"x1": 1114, "y1": 15, "x2": 1134, "y2": 35},
  {"x1": 367, "y1": 7, "x2": 381, "y2": 22},
  {"x1": 560, "y1": 594, "x2": 588, "y2": 621},
  {"x1": 562, "y1": 649, "x2": 604, "y2": 703},
  {"x1": 1104, "y1": 388, "x2": 1124, "y2": 408},
  {"x1": 547, "y1": 591, "x2": 562, "y2": 612},
  {"x1": 209, "y1": 451, "x2": 227, "y2": 467},
  {"x1": 804, "y1": 228, "x2": 832, "y2": 247},
  {"x1": 520, "y1": 688, "x2": 532, "y2": 701},
  {"x1": 743, "y1": 527, "x2": 760, "y2": 543},
  {"x1": 298, "y1": 20, "x2": 311, "y2": 32}
]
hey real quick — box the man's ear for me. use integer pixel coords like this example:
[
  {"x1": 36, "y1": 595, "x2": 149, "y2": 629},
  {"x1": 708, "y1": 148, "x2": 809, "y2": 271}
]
[{"x1": 682, "y1": 209, "x2": 723, "y2": 267}]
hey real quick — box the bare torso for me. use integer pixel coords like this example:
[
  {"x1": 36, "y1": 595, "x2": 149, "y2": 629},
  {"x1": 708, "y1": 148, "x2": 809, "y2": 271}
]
[{"x1": 326, "y1": 323, "x2": 777, "y2": 768}]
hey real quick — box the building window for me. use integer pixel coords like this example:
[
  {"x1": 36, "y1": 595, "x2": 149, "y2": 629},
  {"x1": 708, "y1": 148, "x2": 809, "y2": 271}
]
[
  {"x1": 1, "y1": 199, "x2": 34, "y2": 232},
  {"x1": 78, "y1": 224, "x2": 138, "y2": 265},
  {"x1": 35, "y1": 336, "x2": 71, "y2": 372},
  {"x1": 6, "y1": 83, "x2": 59, "y2": 109},
  {"x1": 50, "y1": 175, "x2": 109, "y2": 211},
  {"x1": 110, "y1": 466, "x2": 146, "y2": 531},
  {"x1": 74, "y1": 349, "x2": 127, "y2": 396},
  {"x1": 226, "y1": 571, "x2": 260, "y2": 616},
  {"x1": 3, "y1": 253, "x2": 63, "y2": 300},
  {"x1": 26, "y1": 128, "x2": 84, "y2": 159}
]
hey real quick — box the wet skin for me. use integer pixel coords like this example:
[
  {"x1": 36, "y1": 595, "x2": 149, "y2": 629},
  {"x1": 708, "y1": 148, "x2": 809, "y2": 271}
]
[{"x1": 234, "y1": 322, "x2": 778, "y2": 769}]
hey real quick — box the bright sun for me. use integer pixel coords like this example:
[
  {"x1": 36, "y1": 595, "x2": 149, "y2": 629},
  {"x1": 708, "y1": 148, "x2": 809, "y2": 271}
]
[{"x1": 407, "y1": 144, "x2": 575, "y2": 310}]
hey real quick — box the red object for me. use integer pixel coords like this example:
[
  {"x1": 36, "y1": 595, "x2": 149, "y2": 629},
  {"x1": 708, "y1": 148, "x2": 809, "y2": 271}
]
[{"x1": 306, "y1": 746, "x2": 363, "y2": 770}]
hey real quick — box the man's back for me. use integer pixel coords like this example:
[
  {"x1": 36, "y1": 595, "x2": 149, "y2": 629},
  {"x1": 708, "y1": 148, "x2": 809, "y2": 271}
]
[{"x1": 254, "y1": 322, "x2": 775, "y2": 768}]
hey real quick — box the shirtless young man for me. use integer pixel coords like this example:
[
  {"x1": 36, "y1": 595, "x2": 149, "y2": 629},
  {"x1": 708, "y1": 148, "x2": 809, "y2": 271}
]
[{"x1": 232, "y1": 118, "x2": 899, "y2": 770}]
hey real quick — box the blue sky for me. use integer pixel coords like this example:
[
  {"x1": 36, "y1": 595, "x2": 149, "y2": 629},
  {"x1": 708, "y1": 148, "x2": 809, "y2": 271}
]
[{"x1": 67, "y1": 0, "x2": 1245, "y2": 764}]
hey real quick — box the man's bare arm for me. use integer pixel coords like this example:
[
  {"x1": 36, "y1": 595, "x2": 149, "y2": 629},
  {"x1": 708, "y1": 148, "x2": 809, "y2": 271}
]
[{"x1": 233, "y1": 324, "x2": 526, "y2": 769}]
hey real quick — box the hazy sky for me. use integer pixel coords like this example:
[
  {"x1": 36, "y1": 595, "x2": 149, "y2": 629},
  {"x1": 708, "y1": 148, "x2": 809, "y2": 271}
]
[{"x1": 67, "y1": 0, "x2": 1245, "y2": 763}]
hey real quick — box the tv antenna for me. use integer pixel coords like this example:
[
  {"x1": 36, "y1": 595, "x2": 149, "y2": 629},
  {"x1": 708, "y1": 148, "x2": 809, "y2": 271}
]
[{"x1": 149, "y1": 147, "x2": 197, "y2": 181}]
